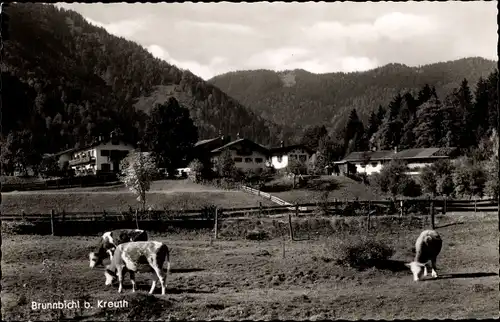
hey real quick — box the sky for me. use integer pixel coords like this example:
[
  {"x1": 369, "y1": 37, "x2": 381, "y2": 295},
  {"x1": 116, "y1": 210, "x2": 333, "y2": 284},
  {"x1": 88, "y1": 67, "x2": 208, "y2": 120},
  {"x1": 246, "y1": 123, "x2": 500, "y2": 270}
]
[{"x1": 55, "y1": 2, "x2": 497, "y2": 80}]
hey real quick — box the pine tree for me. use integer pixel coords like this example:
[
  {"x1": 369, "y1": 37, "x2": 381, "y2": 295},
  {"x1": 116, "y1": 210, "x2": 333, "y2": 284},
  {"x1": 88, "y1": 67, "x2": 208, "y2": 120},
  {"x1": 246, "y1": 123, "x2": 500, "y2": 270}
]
[
  {"x1": 456, "y1": 78, "x2": 478, "y2": 148},
  {"x1": 143, "y1": 97, "x2": 199, "y2": 174},
  {"x1": 343, "y1": 109, "x2": 366, "y2": 154},
  {"x1": 413, "y1": 96, "x2": 443, "y2": 148}
]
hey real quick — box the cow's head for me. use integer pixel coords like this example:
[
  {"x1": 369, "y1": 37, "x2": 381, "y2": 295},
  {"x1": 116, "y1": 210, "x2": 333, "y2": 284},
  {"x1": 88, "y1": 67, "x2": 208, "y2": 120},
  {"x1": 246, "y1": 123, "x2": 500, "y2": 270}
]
[
  {"x1": 89, "y1": 252, "x2": 101, "y2": 268},
  {"x1": 405, "y1": 261, "x2": 425, "y2": 281},
  {"x1": 104, "y1": 265, "x2": 116, "y2": 286}
]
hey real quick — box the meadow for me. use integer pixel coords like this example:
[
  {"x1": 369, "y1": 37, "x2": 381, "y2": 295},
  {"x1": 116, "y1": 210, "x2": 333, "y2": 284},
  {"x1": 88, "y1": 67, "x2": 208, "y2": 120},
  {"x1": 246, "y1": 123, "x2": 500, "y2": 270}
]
[
  {"x1": 261, "y1": 175, "x2": 383, "y2": 204},
  {"x1": 2, "y1": 212, "x2": 498, "y2": 321},
  {"x1": 1, "y1": 179, "x2": 276, "y2": 214}
]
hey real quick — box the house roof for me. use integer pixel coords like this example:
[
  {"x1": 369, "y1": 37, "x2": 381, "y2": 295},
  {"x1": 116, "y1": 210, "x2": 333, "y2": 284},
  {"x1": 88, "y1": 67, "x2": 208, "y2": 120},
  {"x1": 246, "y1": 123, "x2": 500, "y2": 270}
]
[
  {"x1": 210, "y1": 138, "x2": 269, "y2": 154},
  {"x1": 269, "y1": 144, "x2": 314, "y2": 155},
  {"x1": 47, "y1": 138, "x2": 135, "y2": 158},
  {"x1": 194, "y1": 137, "x2": 222, "y2": 147},
  {"x1": 335, "y1": 147, "x2": 457, "y2": 164},
  {"x1": 339, "y1": 150, "x2": 394, "y2": 163}
]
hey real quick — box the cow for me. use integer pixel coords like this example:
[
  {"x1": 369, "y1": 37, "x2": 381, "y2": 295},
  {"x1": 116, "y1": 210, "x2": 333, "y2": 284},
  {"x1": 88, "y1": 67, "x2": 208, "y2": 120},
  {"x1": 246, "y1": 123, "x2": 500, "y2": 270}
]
[
  {"x1": 405, "y1": 229, "x2": 443, "y2": 281},
  {"x1": 89, "y1": 229, "x2": 148, "y2": 268},
  {"x1": 104, "y1": 241, "x2": 171, "y2": 295}
]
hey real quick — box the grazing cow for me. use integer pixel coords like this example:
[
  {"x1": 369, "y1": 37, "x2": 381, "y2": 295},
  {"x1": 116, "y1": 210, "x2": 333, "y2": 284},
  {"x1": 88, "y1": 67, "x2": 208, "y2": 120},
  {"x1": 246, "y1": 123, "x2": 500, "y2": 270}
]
[
  {"x1": 104, "y1": 241, "x2": 171, "y2": 295},
  {"x1": 89, "y1": 229, "x2": 148, "y2": 268},
  {"x1": 405, "y1": 229, "x2": 443, "y2": 281}
]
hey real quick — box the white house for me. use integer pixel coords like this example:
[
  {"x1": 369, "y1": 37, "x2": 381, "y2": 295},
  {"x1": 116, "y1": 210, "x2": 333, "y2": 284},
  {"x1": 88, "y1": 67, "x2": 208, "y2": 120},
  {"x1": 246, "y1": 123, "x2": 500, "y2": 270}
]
[
  {"x1": 53, "y1": 137, "x2": 135, "y2": 176},
  {"x1": 210, "y1": 138, "x2": 270, "y2": 171},
  {"x1": 333, "y1": 147, "x2": 459, "y2": 176},
  {"x1": 268, "y1": 142, "x2": 314, "y2": 170}
]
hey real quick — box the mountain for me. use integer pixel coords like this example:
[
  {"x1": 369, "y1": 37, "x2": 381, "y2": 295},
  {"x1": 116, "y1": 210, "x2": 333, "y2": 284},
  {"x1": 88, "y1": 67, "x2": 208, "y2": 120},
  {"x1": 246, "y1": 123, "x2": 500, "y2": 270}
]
[
  {"x1": 208, "y1": 57, "x2": 497, "y2": 135},
  {"x1": 2, "y1": 3, "x2": 289, "y2": 156}
]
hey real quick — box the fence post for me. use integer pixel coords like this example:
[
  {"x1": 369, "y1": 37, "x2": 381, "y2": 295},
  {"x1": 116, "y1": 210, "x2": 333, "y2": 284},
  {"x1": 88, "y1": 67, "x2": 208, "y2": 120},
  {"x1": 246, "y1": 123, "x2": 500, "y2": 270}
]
[
  {"x1": 135, "y1": 209, "x2": 139, "y2": 229},
  {"x1": 103, "y1": 210, "x2": 107, "y2": 222},
  {"x1": 259, "y1": 202, "x2": 262, "y2": 217},
  {"x1": 430, "y1": 200, "x2": 435, "y2": 230},
  {"x1": 400, "y1": 200, "x2": 404, "y2": 218},
  {"x1": 288, "y1": 212, "x2": 294, "y2": 241},
  {"x1": 443, "y1": 197, "x2": 447, "y2": 215},
  {"x1": 282, "y1": 237, "x2": 286, "y2": 259},
  {"x1": 50, "y1": 209, "x2": 55, "y2": 236},
  {"x1": 22, "y1": 211, "x2": 26, "y2": 220},
  {"x1": 474, "y1": 197, "x2": 477, "y2": 214},
  {"x1": 295, "y1": 203, "x2": 299, "y2": 217},
  {"x1": 214, "y1": 208, "x2": 219, "y2": 240}
]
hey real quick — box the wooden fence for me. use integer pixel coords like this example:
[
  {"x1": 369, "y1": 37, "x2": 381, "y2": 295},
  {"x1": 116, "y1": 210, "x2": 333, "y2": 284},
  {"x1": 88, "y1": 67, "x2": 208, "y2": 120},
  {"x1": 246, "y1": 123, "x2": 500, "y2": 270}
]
[
  {"x1": 1, "y1": 198, "x2": 497, "y2": 237},
  {"x1": 1, "y1": 197, "x2": 497, "y2": 222}
]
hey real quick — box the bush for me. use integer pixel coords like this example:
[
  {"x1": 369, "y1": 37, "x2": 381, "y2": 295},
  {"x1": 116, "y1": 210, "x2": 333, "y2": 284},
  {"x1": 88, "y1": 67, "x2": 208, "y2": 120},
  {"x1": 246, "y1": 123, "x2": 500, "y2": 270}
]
[
  {"x1": 2, "y1": 220, "x2": 37, "y2": 235},
  {"x1": 336, "y1": 239, "x2": 394, "y2": 270},
  {"x1": 245, "y1": 229, "x2": 270, "y2": 241}
]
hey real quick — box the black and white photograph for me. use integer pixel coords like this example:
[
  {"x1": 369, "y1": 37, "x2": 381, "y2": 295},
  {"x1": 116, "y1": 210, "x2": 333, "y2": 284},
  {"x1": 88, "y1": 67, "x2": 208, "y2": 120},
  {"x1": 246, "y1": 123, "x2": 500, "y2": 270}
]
[{"x1": 1, "y1": 1, "x2": 498, "y2": 320}]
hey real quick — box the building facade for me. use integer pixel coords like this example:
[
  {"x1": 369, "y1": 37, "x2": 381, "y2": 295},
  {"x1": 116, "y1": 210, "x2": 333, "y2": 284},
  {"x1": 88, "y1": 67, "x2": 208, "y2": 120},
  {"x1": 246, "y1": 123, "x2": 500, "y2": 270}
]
[
  {"x1": 210, "y1": 138, "x2": 270, "y2": 171},
  {"x1": 53, "y1": 138, "x2": 135, "y2": 176},
  {"x1": 268, "y1": 143, "x2": 314, "y2": 170},
  {"x1": 334, "y1": 148, "x2": 459, "y2": 176}
]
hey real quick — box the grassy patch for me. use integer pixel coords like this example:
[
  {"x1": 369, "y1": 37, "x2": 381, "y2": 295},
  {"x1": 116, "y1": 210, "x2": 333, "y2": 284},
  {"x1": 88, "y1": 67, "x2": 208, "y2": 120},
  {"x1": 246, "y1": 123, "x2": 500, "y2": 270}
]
[
  {"x1": 261, "y1": 175, "x2": 384, "y2": 204},
  {"x1": 2, "y1": 190, "x2": 275, "y2": 214}
]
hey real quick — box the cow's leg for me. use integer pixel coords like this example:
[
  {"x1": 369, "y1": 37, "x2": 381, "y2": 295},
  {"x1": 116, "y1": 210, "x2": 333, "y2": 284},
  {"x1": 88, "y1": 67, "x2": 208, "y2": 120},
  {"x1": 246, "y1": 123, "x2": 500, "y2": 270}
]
[
  {"x1": 148, "y1": 257, "x2": 166, "y2": 295},
  {"x1": 430, "y1": 258, "x2": 438, "y2": 278},
  {"x1": 116, "y1": 265, "x2": 124, "y2": 293},
  {"x1": 152, "y1": 264, "x2": 166, "y2": 295},
  {"x1": 149, "y1": 279, "x2": 157, "y2": 295},
  {"x1": 107, "y1": 249, "x2": 114, "y2": 262},
  {"x1": 423, "y1": 263, "x2": 428, "y2": 277},
  {"x1": 129, "y1": 271, "x2": 136, "y2": 293}
]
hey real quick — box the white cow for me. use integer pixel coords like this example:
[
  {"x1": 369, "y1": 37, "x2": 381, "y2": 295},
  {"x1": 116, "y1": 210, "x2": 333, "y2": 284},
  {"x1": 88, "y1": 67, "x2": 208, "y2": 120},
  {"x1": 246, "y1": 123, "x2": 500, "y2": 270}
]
[
  {"x1": 405, "y1": 229, "x2": 443, "y2": 281},
  {"x1": 104, "y1": 241, "x2": 171, "y2": 295},
  {"x1": 89, "y1": 229, "x2": 148, "y2": 268}
]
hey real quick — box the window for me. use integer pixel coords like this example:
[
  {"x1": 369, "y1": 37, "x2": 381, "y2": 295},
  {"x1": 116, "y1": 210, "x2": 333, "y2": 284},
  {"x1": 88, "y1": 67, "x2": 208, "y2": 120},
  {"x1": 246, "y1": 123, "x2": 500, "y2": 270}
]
[
  {"x1": 255, "y1": 158, "x2": 263, "y2": 163},
  {"x1": 277, "y1": 156, "x2": 283, "y2": 162},
  {"x1": 101, "y1": 150, "x2": 110, "y2": 157},
  {"x1": 234, "y1": 157, "x2": 243, "y2": 163},
  {"x1": 299, "y1": 155, "x2": 307, "y2": 162},
  {"x1": 245, "y1": 158, "x2": 252, "y2": 163},
  {"x1": 101, "y1": 163, "x2": 111, "y2": 172}
]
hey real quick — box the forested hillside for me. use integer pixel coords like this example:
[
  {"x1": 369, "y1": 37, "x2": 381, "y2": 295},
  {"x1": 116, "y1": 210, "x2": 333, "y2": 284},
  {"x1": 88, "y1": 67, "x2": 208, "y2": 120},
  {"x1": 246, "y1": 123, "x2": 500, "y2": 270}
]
[
  {"x1": 209, "y1": 58, "x2": 496, "y2": 136},
  {"x1": 1, "y1": 3, "x2": 289, "y2": 158}
]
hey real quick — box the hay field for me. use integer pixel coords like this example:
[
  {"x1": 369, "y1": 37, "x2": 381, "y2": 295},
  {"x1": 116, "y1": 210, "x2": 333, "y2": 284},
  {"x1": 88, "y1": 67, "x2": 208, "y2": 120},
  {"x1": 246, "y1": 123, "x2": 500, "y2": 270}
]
[
  {"x1": 1, "y1": 213, "x2": 498, "y2": 321},
  {"x1": 1, "y1": 179, "x2": 276, "y2": 213}
]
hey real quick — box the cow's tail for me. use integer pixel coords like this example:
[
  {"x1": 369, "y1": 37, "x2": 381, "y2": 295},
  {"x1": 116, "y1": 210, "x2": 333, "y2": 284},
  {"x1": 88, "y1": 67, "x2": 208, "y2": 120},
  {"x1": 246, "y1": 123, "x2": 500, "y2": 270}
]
[{"x1": 165, "y1": 246, "x2": 171, "y2": 276}]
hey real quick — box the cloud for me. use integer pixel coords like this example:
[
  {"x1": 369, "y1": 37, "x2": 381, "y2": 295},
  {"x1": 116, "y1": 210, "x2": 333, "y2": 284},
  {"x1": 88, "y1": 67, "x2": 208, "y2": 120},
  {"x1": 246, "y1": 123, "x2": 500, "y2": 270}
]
[
  {"x1": 302, "y1": 12, "x2": 436, "y2": 43},
  {"x1": 85, "y1": 17, "x2": 149, "y2": 38},
  {"x1": 176, "y1": 20, "x2": 255, "y2": 34},
  {"x1": 245, "y1": 47, "x2": 378, "y2": 74},
  {"x1": 246, "y1": 47, "x2": 312, "y2": 69},
  {"x1": 146, "y1": 44, "x2": 230, "y2": 80}
]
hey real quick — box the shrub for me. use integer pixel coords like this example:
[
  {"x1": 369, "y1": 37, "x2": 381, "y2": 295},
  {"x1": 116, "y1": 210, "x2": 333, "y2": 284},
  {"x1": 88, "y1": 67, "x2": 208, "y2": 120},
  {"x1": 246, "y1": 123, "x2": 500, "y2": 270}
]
[
  {"x1": 337, "y1": 239, "x2": 394, "y2": 270},
  {"x1": 245, "y1": 229, "x2": 270, "y2": 241},
  {"x1": 2, "y1": 220, "x2": 37, "y2": 235}
]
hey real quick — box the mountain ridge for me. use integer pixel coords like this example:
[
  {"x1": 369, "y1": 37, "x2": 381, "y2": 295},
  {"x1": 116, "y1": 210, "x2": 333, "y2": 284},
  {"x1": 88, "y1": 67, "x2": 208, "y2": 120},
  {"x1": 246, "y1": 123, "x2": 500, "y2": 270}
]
[{"x1": 208, "y1": 57, "x2": 497, "y2": 136}]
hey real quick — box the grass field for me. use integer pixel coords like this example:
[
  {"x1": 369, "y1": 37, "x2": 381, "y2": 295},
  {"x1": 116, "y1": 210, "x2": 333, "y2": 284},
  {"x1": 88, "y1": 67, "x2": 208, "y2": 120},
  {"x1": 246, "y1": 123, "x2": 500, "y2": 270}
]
[
  {"x1": 262, "y1": 175, "x2": 384, "y2": 204},
  {"x1": 2, "y1": 213, "x2": 497, "y2": 321},
  {"x1": 1, "y1": 179, "x2": 276, "y2": 214}
]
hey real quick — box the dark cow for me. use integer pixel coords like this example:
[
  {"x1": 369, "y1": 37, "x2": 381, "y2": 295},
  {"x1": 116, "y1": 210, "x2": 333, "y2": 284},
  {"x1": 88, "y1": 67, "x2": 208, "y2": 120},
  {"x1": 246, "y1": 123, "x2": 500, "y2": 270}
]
[
  {"x1": 89, "y1": 229, "x2": 148, "y2": 268},
  {"x1": 104, "y1": 241, "x2": 171, "y2": 295}
]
